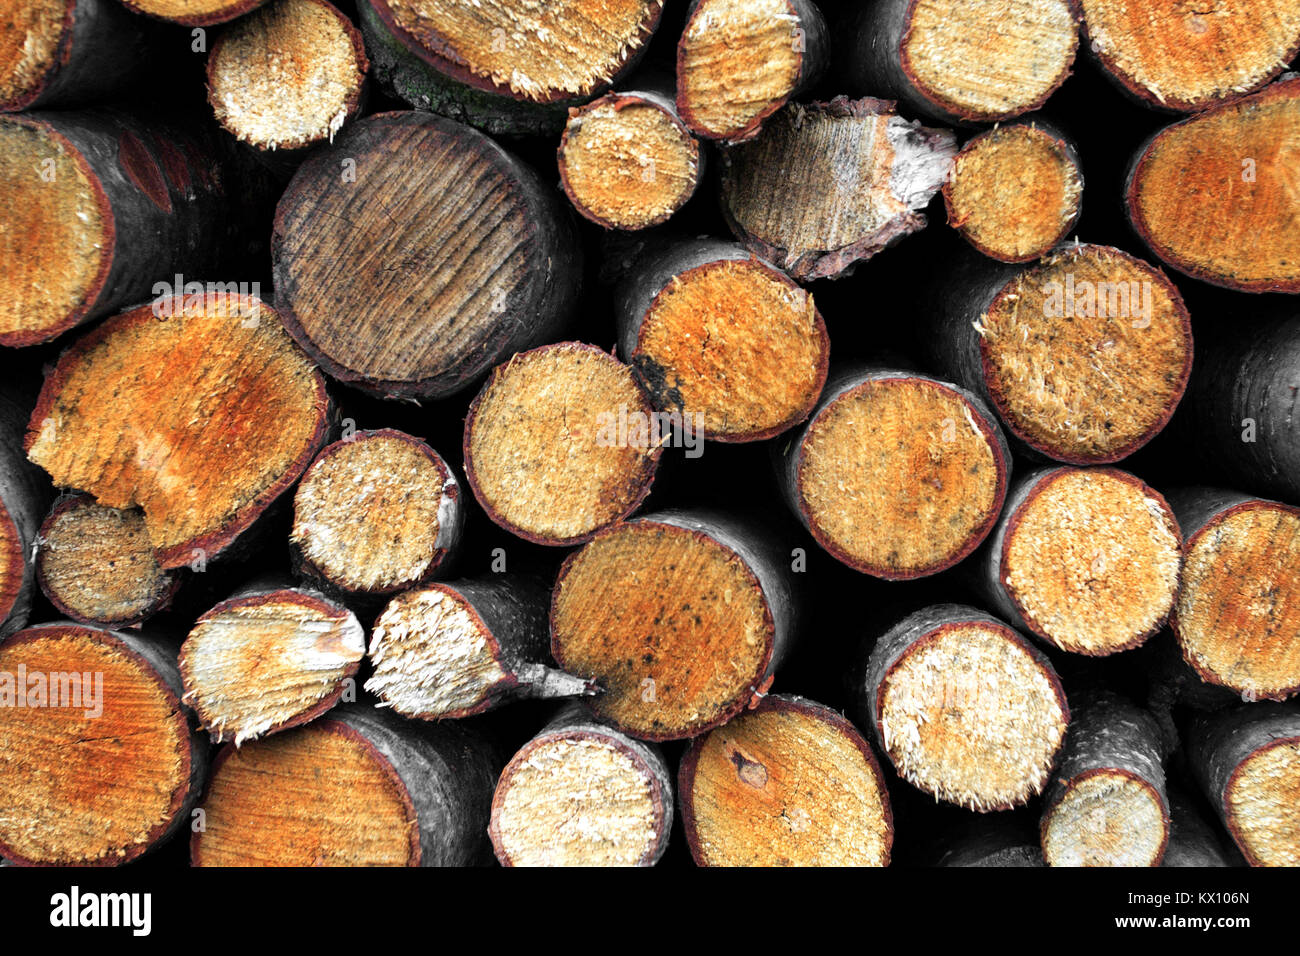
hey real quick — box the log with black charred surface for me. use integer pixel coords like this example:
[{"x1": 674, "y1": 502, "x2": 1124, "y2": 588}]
[
  {"x1": 1188, "y1": 702, "x2": 1300, "y2": 867},
  {"x1": 356, "y1": 0, "x2": 665, "y2": 137},
  {"x1": 271, "y1": 111, "x2": 583, "y2": 400}
]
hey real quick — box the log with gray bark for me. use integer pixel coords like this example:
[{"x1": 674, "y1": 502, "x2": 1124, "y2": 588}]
[
  {"x1": 0, "y1": 389, "x2": 49, "y2": 637},
  {"x1": 192, "y1": 703, "x2": 498, "y2": 866},
  {"x1": 856, "y1": 604, "x2": 1069, "y2": 811},
  {"x1": 1188, "y1": 702, "x2": 1300, "y2": 867},
  {"x1": 489, "y1": 703, "x2": 671, "y2": 866},
  {"x1": 366, "y1": 575, "x2": 595, "y2": 720},
  {"x1": 1039, "y1": 689, "x2": 1170, "y2": 867}
]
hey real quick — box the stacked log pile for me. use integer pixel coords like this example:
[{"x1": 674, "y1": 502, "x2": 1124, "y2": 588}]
[{"x1": 0, "y1": 0, "x2": 1297, "y2": 871}]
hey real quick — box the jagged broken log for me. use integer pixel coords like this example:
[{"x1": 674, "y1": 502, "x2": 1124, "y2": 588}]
[
  {"x1": 678, "y1": 694, "x2": 892, "y2": 866},
  {"x1": 178, "y1": 581, "x2": 365, "y2": 744},
  {"x1": 489, "y1": 703, "x2": 671, "y2": 866},
  {"x1": 366, "y1": 576, "x2": 594, "y2": 720},
  {"x1": 718, "y1": 97, "x2": 956, "y2": 280}
]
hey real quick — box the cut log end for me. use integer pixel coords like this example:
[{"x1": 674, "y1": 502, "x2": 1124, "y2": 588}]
[
  {"x1": 1042, "y1": 770, "x2": 1169, "y2": 867},
  {"x1": 978, "y1": 244, "x2": 1192, "y2": 463},
  {"x1": 490, "y1": 731, "x2": 666, "y2": 866},
  {"x1": 1128, "y1": 77, "x2": 1300, "y2": 293},
  {"x1": 366, "y1": 585, "x2": 512, "y2": 719},
  {"x1": 943, "y1": 123, "x2": 1083, "y2": 262},
  {"x1": 292, "y1": 430, "x2": 459, "y2": 595},
  {"x1": 375, "y1": 0, "x2": 663, "y2": 102},
  {"x1": 0, "y1": 0, "x2": 68, "y2": 111},
  {"x1": 193, "y1": 723, "x2": 418, "y2": 866},
  {"x1": 1226, "y1": 738, "x2": 1300, "y2": 867},
  {"x1": 676, "y1": 0, "x2": 805, "y2": 142},
  {"x1": 0, "y1": 505, "x2": 22, "y2": 629},
  {"x1": 720, "y1": 98, "x2": 956, "y2": 280},
  {"x1": 179, "y1": 589, "x2": 365, "y2": 744},
  {"x1": 207, "y1": 0, "x2": 367, "y2": 152},
  {"x1": 552, "y1": 520, "x2": 774, "y2": 741},
  {"x1": 0, "y1": 117, "x2": 109, "y2": 347},
  {"x1": 36, "y1": 496, "x2": 179, "y2": 628},
  {"x1": 26, "y1": 294, "x2": 329, "y2": 569},
  {"x1": 122, "y1": 0, "x2": 271, "y2": 26},
  {"x1": 634, "y1": 258, "x2": 827, "y2": 442},
  {"x1": 558, "y1": 93, "x2": 701, "y2": 231},
  {"x1": 1003, "y1": 469, "x2": 1182, "y2": 655},
  {"x1": 797, "y1": 377, "x2": 1006, "y2": 578},
  {"x1": 1084, "y1": 0, "x2": 1300, "y2": 111},
  {"x1": 0, "y1": 626, "x2": 193, "y2": 866},
  {"x1": 465, "y1": 343, "x2": 660, "y2": 546},
  {"x1": 900, "y1": 0, "x2": 1079, "y2": 122},
  {"x1": 1176, "y1": 501, "x2": 1300, "y2": 701},
  {"x1": 680, "y1": 696, "x2": 892, "y2": 866},
  {"x1": 877, "y1": 621, "x2": 1068, "y2": 811}
]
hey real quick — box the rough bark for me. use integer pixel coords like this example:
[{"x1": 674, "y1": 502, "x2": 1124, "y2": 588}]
[
  {"x1": 0, "y1": 622, "x2": 206, "y2": 866},
  {"x1": 972, "y1": 466, "x2": 1182, "y2": 656},
  {"x1": 272, "y1": 110, "x2": 583, "y2": 400},
  {"x1": 356, "y1": 0, "x2": 664, "y2": 137},
  {"x1": 678, "y1": 693, "x2": 892, "y2": 866},
  {"x1": 774, "y1": 364, "x2": 1009, "y2": 579},
  {"x1": 551, "y1": 507, "x2": 798, "y2": 741},
  {"x1": 178, "y1": 579, "x2": 365, "y2": 744},
  {"x1": 838, "y1": 0, "x2": 1081, "y2": 125},
  {"x1": 0, "y1": 389, "x2": 50, "y2": 638},
  {"x1": 857, "y1": 603, "x2": 1068, "y2": 811},
  {"x1": 0, "y1": 109, "x2": 269, "y2": 347},
  {"x1": 192, "y1": 703, "x2": 498, "y2": 866},
  {"x1": 675, "y1": 0, "x2": 829, "y2": 144},
  {"x1": 1040, "y1": 689, "x2": 1170, "y2": 867},
  {"x1": 1162, "y1": 787, "x2": 1242, "y2": 868},
  {"x1": 718, "y1": 96, "x2": 957, "y2": 280},
  {"x1": 936, "y1": 817, "x2": 1047, "y2": 867},
  {"x1": 367, "y1": 575, "x2": 595, "y2": 720},
  {"x1": 0, "y1": 0, "x2": 154, "y2": 112},
  {"x1": 1125, "y1": 76, "x2": 1300, "y2": 293},
  {"x1": 462, "y1": 343, "x2": 662, "y2": 546},
  {"x1": 490, "y1": 702, "x2": 671, "y2": 866},
  {"x1": 612, "y1": 238, "x2": 829, "y2": 443},
  {"x1": 1188, "y1": 702, "x2": 1300, "y2": 867}
]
